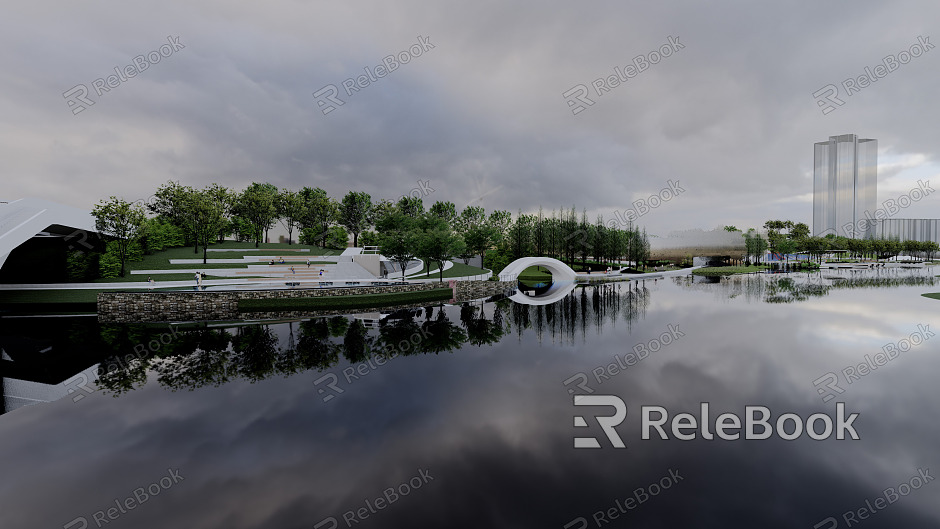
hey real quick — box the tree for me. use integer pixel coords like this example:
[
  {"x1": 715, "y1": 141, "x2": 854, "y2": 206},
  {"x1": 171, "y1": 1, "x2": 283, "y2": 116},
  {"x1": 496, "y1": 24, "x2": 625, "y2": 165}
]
[
  {"x1": 420, "y1": 227, "x2": 466, "y2": 282},
  {"x1": 257, "y1": 183, "x2": 279, "y2": 244},
  {"x1": 192, "y1": 188, "x2": 227, "y2": 264},
  {"x1": 235, "y1": 183, "x2": 278, "y2": 248},
  {"x1": 368, "y1": 199, "x2": 396, "y2": 229},
  {"x1": 454, "y1": 206, "x2": 486, "y2": 235},
  {"x1": 789, "y1": 222, "x2": 810, "y2": 240},
  {"x1": 415, "y1": 214, "x2": 449, "y2": 274},
  {"x1": 299, "y1": 187, "x2": 336, "y2": 247},
  {"x1": 763, "y1": 220, "x2": 786, "y2": 253},
  {"x1": 743, "y1": 229, "x2": 768, "y2": 265},
  {"x1": 204, "y1": 184, "x2": 235, "y2": 243},
  {"x1": 397, "y1": 196, "x2": 424, "y2": 218},
  {"x1": 800, "y1": 236, "x2": 829, "y2": 263},
  {"x1": 884, "y1": 238, "x2": 902, "y2": 261},
  {"x1": 339, "y1": 191, "x2": 373, "y2": 247},
  {"x1": 325, "y1": 225, "x2": 349, "y2": 249},
  {"x1": 92, "y1": 197, "x2": 147, "y2": 277},
  {"x1": 776, "y1": 238, "x2": 796, "y2": 269},
  {"x1": 465, "y1": 224, "x2": 497, "y2": 264},
  {"x1": 230, "y1": 216, "x2": 254, "y2": 242},
  {"x1": 870, "y1": 238, "x2": 887, "y2": 261},
  {"x1": 923, "y1": 241, "x2": 939, "y2": 261},
  {"x1": 487, "y1": 210, "x2": 512, "y2": 248},
  {"x1": 724, "y1": 226, "x2": 740, "y2": 232},
  {"x1": 149, "y1": 181, "x2": 198, "y2": 253},
  {"x1": 508, "y1": 211, "x2": 535, "y2": 260},
  {"x1": 429, "y1": 201, "x2": 457, "y2": 226},
  {"x1": 277, "y1": 189, "x2": 305, "y2": 245},
  {"x1": 903, "y1": 240, "x2": 921, "y2": 261},
  {"x1": 359, "y1": 231, "x2": 379, "y2": 248},
  {"x1": 376, "y1": 212, "x2": 419, "y2": 280}
]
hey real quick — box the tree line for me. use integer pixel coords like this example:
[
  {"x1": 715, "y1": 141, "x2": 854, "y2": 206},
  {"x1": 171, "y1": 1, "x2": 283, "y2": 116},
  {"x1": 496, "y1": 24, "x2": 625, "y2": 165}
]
[
  {"x1": 729, "y1": 220, "x2": 939, "y2": 265},
  {"x1": 87, "y1": 181, "x2": 653, "y2": 279}
]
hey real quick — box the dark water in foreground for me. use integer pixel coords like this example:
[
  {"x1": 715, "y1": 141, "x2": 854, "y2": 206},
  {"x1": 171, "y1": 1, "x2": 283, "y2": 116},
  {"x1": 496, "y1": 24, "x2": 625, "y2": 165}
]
[{"x1": 1, "y1": 268, "x2": 939, "y2": 528}]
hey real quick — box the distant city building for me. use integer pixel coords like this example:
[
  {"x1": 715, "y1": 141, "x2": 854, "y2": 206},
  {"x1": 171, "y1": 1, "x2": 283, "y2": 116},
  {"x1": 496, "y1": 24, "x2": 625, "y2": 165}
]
[
  {"x1": 865, "y1": 218, "x2": 940, "y2": 245},
  {"x1": 813, "y1": 134, "x2": 878, "y2": 238}
]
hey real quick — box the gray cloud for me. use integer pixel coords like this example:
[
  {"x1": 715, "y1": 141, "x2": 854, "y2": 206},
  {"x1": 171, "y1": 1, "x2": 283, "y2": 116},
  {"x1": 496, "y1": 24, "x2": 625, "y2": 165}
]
[{"x1": 3, "y1": 0, "x2": 940, "y2": 234}]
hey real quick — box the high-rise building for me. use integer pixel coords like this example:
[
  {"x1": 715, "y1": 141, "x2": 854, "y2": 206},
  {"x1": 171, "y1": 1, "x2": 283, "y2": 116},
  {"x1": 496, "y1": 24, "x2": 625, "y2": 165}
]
[{"x1": 813, "y1": 134, "x2": 877, "y2": 237}]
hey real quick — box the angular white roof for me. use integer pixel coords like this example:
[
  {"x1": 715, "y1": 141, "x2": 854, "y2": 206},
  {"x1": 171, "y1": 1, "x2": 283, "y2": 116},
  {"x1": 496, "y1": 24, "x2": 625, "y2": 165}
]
[{"x1": 0, "y1": 198, "x2": 97, "y2": 269}]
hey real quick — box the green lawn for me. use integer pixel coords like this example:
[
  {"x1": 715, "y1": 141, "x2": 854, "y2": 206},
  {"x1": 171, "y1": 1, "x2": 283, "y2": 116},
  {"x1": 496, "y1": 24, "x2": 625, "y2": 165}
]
[
  {"x1": 238, "y1": 288, "x2": 453, "y2": 312},
  {"x1": 0, "y1": 287, "x2": 185, "y2": 305},
  {"x1": 517, "y1": 266, "x2": 553, "y2": 282},
  {"x1": 407, "y1": 262, "x2": 489, "y2": 280},
  {"x1": 922, "y1": 293, "x2": 940, "y2": 301},
  {"x1": 692, "y1": 265, "x2": 770, "y2": 277}
]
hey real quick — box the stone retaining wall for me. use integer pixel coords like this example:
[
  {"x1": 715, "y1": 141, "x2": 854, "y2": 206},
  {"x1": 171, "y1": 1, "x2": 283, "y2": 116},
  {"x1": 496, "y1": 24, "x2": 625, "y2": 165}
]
[{"x1": 98, "y1": 281, "x2": 516, "y2": 323}]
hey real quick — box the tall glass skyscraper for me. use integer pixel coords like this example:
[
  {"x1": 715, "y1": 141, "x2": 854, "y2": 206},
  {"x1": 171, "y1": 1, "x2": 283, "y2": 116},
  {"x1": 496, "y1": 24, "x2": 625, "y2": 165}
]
[{"x1": 813, "y1": 134, "x2": 877, "y2": 237}]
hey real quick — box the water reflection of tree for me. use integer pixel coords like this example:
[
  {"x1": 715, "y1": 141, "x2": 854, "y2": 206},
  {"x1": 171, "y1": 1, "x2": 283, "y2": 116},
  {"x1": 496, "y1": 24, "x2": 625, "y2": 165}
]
[
  {"x1": 90, "y1": 284, "x2": 651, "y2": 396},
  {"x1": 459, "y1": 301, "x2": 506, "y2": 347},
  {"x1": 676, "y1": 268, "x2": 937, "y2": 304},
  {"x1": 231, "y1": 325, "x2": 280, "y2": 382},
  {"x1": 511, "y1": 282, "x2": 649, "y2": 345},
  {"x1": 422, "y1": 309, "x2": 468, "y2": 353},
  {"x1": 377, "y1": 310, "x2": 425, "y2": 356},
  {"x1": 153, "y1": 329, "x2": 234, "y2": 391},
  {"x1": 93, "y1": 304, "x2": 483, "y2": 396}
]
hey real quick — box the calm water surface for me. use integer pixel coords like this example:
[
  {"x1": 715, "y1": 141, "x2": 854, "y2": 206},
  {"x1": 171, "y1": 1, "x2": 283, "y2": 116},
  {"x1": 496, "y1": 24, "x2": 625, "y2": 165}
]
[{"x1": 1, "y1": 269, "x2": 939, "y2": 528}]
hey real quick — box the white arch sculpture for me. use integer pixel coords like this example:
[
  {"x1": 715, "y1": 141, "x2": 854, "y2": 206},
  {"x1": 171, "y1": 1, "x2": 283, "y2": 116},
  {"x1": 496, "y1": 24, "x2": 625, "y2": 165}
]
[
  {"x1": 497, "y1": 257, "x2": 577, "y2": 282},
  {"x1": 498, "y1": 257, "x2": 578, "y2": 306}
]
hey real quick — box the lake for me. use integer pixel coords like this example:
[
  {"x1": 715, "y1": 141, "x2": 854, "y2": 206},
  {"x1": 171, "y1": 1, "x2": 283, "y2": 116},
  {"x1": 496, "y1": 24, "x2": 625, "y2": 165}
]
[{"x1": 1, "y1": 268, "x2": 938, "y2": 528}]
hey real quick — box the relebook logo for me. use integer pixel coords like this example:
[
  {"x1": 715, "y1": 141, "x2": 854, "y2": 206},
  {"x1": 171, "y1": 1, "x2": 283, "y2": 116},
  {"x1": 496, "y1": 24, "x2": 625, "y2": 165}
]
[{"x1": 573, "y1": 396, "x2": 860, "y2": 448}]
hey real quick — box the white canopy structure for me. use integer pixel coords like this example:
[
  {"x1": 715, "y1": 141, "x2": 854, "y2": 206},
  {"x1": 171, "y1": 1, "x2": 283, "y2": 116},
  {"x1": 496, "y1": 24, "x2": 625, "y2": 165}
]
[{"x1": 0, "y1": 198, "x2": 97, "y2": 270}]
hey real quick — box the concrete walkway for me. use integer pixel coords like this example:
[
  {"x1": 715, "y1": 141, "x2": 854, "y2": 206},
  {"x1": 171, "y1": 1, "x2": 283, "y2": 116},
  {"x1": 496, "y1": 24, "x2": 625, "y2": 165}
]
[{"x1": 574, "y1": 266, "x2": 702, "y2": 281}]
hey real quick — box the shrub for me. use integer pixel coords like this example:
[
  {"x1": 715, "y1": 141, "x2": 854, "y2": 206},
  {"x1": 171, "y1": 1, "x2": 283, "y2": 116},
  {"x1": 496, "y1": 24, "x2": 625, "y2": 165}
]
[{"x1": 66, "y1": 251, "x2": 100, "y2": 282}]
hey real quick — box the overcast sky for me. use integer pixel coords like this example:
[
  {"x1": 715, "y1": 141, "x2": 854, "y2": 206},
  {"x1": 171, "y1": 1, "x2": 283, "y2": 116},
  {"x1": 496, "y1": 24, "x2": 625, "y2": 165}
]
[{"x1": 3, "y1": 1, "x2": 939, "y2": 236}]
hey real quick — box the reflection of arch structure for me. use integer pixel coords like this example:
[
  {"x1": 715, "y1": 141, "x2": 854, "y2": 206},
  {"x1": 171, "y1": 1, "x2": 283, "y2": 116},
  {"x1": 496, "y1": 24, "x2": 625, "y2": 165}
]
[
  {"x1": 498, "y1": 257, "x2": 578, "y2": 306},
  {"x1": 510, "y1": 282, "x2": 576, "y2": 306}
]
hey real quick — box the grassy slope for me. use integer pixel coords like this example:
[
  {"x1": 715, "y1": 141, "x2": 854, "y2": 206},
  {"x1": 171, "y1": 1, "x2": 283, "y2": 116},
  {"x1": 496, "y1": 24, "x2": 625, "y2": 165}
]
[
  {"x1": 407, "y1": 262, "x2": 488, "y2": 280},
  {"x1": 922, "y1": 293, "x2": 940, "y2": 301},
  {"x1": 238, "y1": 288, "x2": 453, "y2": 312}
]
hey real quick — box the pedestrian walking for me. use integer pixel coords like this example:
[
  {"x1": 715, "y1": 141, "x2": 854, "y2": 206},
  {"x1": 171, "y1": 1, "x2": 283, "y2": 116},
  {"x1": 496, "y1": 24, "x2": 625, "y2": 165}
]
[
  {"x1": 319, "y1": 269, "x2": 324, "y2": 277},
  {"x1": 148, "y1": 276, "x2": 155, "y2": 289},
  {"x1": 291, "y1": 266, "x2": 295, "y2": 275},
  {"x1": 306, "y1": 258, "x2": 310, "y2": 268}
]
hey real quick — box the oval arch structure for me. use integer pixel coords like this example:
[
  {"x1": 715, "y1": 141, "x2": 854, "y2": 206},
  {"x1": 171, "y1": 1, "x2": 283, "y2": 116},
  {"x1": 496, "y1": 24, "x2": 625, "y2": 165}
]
[
  {"x1": 498, "y1": 257, "x2": 578, "y2": 306},
  {"x1": 497, "y1": 257, "x2": 577, "y2": 282}
]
